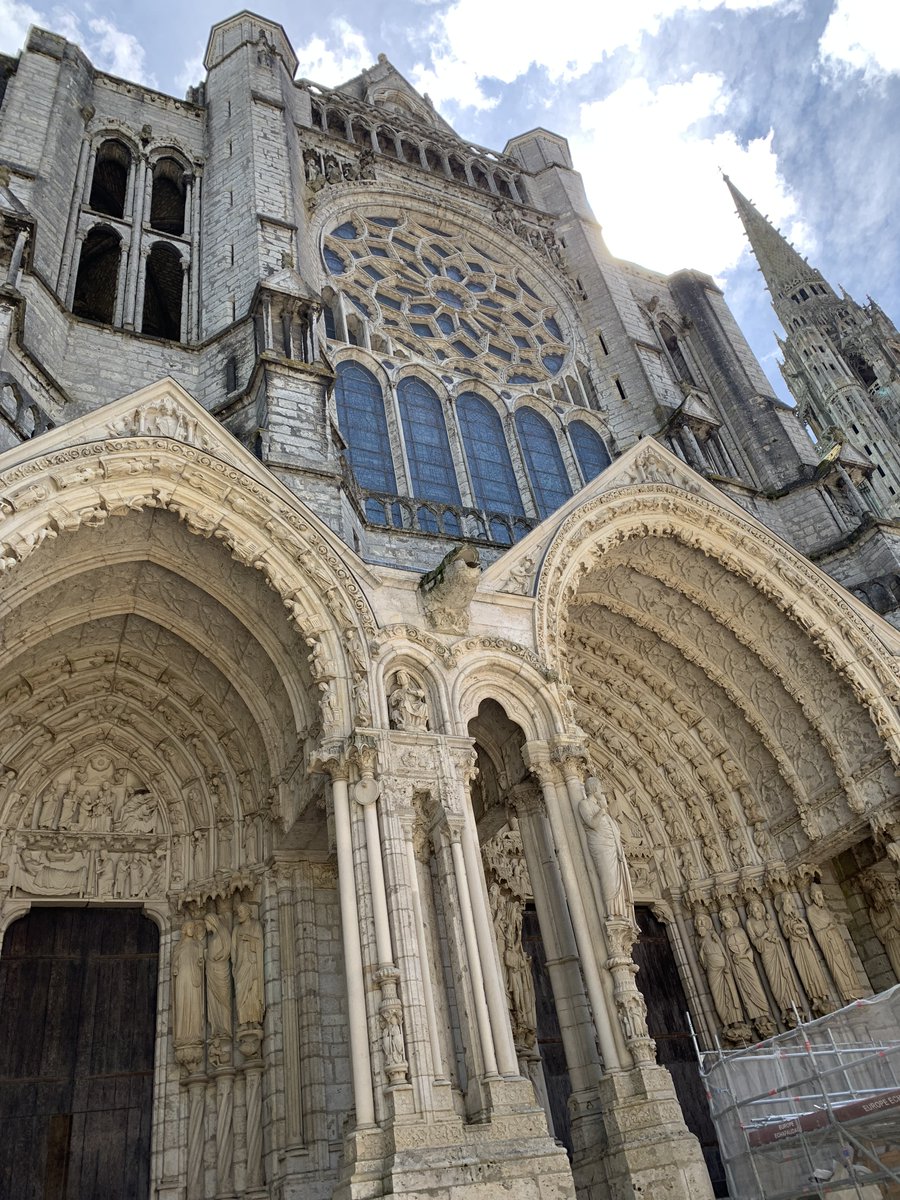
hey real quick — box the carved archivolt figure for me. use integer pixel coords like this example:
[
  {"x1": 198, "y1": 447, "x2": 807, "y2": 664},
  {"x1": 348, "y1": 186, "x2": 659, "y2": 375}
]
[
  {"x1": 579, "y1": 777, "x2": 633, "y2": 921},
  {"x1": 205, "y1": 913, "x2": 233, "y2": 1039},
  {"x1": 745, "y1": 896, "x2": 803, "y2": 1023},
  {"x1": 231, "y1": 903, "x2": 265, "y2": 1027},
  {"x1": 862, "y1": 874, "x2": 900, "y2": 981},
  {"x1": 719, "y1": 907, "x2": 775, "y2": 1038},
  {"x1": 777, "y1": 892, "x2": 831, "y2": 1016},
  {"x1": 173, "y1": 920, "x2": 205, "y2": 1047},
  {"x1": 805, "y1": 884, "x2": 863, "y2": 1002},
  {"x1": 695, "y1": 911, "x2": 744, "y2": 1033},
  {"x1": 387, "y1": 669, "x2": 429, "y2": 731}
]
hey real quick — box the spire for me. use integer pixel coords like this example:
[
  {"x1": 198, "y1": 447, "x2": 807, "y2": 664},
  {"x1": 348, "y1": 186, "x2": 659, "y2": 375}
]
[{"x1": 724, "y1": 175, "x2": 832, "y2": 311}]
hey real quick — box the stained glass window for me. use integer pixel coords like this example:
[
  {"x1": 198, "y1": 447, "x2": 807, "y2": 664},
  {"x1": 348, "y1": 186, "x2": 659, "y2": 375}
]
[
  {"x1": 515, "y1": 408, "x2": 572, "y2": 519},
  {"x1": 458, "y1": 393, "x2": 524, "y2": 516},
  {"x1": 398, "y1": 378, "x2": 461, "y2": 506},
  {"x1": 570, "y1": 420, "x2": 611, "y2": 482},
  {"x1": 334, "y1": 361, "x2": 397, "y2": 497}
]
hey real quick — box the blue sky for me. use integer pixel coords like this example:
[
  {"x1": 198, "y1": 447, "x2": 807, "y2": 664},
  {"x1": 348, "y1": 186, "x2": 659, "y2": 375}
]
[{"x1": 1, "y1": 0, "x2": 898, "y2": 404}]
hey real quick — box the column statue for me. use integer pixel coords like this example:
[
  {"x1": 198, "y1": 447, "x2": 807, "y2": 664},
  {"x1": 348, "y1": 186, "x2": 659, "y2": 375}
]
[
  {"x1": 173, "y1": 920, "x2": 205, "y2": 1048},
  {"x1": 695, "y1": 911, "x2": 746, "y2": 1039},
  {"x1": 231, "y1": 902, "x2": 265, "y2": 1027},
  {"x1": 205, "y1": 912, "x2": 233, "y2": 1039},
  {"x1": 745, "y1": 896, "x2": 803, "y2": 1024},
  {"x1": 719, "y1": 907, "x2": 776, "y2": 1038},
  {"x1": 805, "y1": 884, "x2": 864, "y2": 1002},
  {"x1": 776, "y1": 892, "x2": 831, "y2": 1016},
  {"x1": 579, "y1": 776, "x2": 633, "y2": 921},
  {"x1": 387, "y1": 669, "x2": 429, "y2": 731},
  {"x1": 862, "y1": 872, "x2": 900, "y2": 981}
]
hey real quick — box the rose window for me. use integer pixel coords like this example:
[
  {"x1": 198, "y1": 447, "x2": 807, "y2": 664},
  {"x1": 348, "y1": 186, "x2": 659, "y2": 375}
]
[{"x1": 321, "y1": 213, "x2": 569, "y2": 385}]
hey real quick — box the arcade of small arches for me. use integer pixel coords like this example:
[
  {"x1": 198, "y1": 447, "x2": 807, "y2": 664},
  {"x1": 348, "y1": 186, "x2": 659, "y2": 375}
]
[
  {"x1": 65, "y1": 134, "x2": 200, "y2": 342},
  {"x1": 334, "y1": 355, "x2": 612, "y2": 543},
  {"x1": 2, "y1": 416, "x2": 900, "y2": 1199},
  {"x1": 305, "y1": 84, "x2": 530, "y2": 204}
]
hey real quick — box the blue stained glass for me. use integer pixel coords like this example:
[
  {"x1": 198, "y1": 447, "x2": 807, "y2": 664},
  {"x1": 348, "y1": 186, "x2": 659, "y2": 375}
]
[
  {"x1": 452, "y1": 341, "x2": 477, "y2": 359},
  {"x1": 324, "y1": 247, "x2": 345, "y2": 274},
  {"x1": 544, "y1": 315, "x2": 563, "y2": 339},
  {"x1": 394, "y1": 238, "x2": 416, "y2": 251},
  {"x1": 423, "y1": 258, "x2": 441, "y2": 275},
  {"x1": 458, "y1": 393, "x2": 524, "y2": 517},
  {"x1": 445, "y1": 266, "x2": 464, "y2": 282},
  {"x1": 411, "y1": 303, "x2": 436, "y2": 314},
  {"x1": 376, "y1": 293, "x2": 403, "y2": 310},
  {"x1": 509, "y1": 373, "x2": 537, "y2": 385},
  {"x1": 436, "y1": 289, "x2": 464, "y2": 309},
  {"x1": 542, "y1": 354, "x2": 564, "y2": 375},
  {"x1": 411, "y1": 323, "x2": 434, "y2": 337},
  {"x1": 496, "y1": 285, "x2": 517, "y2": 299},
  {"x1": 513, "y1": 335, "x2": 529, "y2": 348},
  {"x1": 489, "y1": 345, "x2": 513, "y2": 361},
  {"x1": 436, "y1": 314, "x2": 455, "y2": 334},
  {"x1": 430, "y1": 243, "x2": 450, "y2": 258},
  {"x1": 335, "y1": 361, "x2": 397, "y2": 495},
  {"x1": 467, "y1": 262, "x2": 484, "y2": 272},
  {"x1": 363, "y1": 265, "x2": 384, "y2": 280},
  {"x1": 570, "y1": 420, "x2": 611, "y2": 482},
  {"x1": 515, "y1": 407, "x2": 572, "y2": 520},
  {"x1": 459, "y1": 319, "x2": 480, "y2": 340},
  {"x1": 466, "y1": 281, "x2": 487, "y2": 293},
  {"x1": 518, "y1": 277, "x2": 540, "y2": 300},
  {"x1": 347, "y1": 293, "x2": 371, "y2": 316},
  {"x1": 370, "y1": 246, "x2": 389, "y2": 258},
  {"x1": 514, "y1": 312, "x2": 532, "y2": 327},
  {"x1": 371, "y1": 216, "x2": 399, "y2": 227},
  {"x1": 481, "y1": 299, "x2": 501, "y2": 310},
  {"x1": 398, "y1": 377, "x2": 462, "y2": 512},
  {"x1": 332, "y1": 221, "x2": 358, "y2": 239}
]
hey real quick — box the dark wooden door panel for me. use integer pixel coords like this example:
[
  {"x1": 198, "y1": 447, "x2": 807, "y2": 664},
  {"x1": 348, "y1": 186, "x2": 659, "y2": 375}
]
[
  {"x1": 0, "y1": 908, "x2": 158, "y2": 1200},
  {"x1": 633, "y1": 906, "x2": 727, "y2": 1198},
  {"x1": 523, "y1": 905, "x2": 574, "y2": 1156}
]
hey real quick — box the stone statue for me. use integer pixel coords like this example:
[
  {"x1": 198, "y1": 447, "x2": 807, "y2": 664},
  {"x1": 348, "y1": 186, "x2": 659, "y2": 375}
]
[
  {"x1": 579, "y1": 777, "x2": 633, "y2": 921},
  {"x1": 806, "y1": 884, "x2": 863, "y2": 1002},
  {"x1": 231, "y1": 902, "x2": 265, "y2": 1027},
  {"x1": 381, "y1": 1005, "x2": 405, "y2": 1067},
  {"x1": 205, "y1": 912, "x2": 233, "y2": 1039},
  {"x1": 777, "y1": 892, "x2": 831, "y2": 1016},
  {"x1": 745, "y1": 896, "x2": 803, "y2": 1024},
  {"x1": 719, "y1": 907, "x2": 776, "y2": 1038},
  {"x1": 173, "y1": 920, "x2": 205, "y2": 1047},
  {"x1": 387, "y1": 669, "x2": 429, "y2": 731},
  {"x1": 695, "y1": 911, "x2": 745, "y2": 1034},
  {"x1": 862, "y1": 874, "x2": 900, "y2": 980}
]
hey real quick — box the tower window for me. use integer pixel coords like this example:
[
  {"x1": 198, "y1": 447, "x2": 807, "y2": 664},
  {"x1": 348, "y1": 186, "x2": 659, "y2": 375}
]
[
  {"x1": 458, "y1": 393, "x2": 524, "y2": 520},
  {"x1": 149, "y1": 157, "x2": 187, "y2": 236},
  {"x1": 72, "y1": 224, "x2": 122, "y2": 324},
  {"x1": 142, "y1": 242, "x2": 183, "y2": 341},
  {"x1": 570, "y1": 420, "x2": 611, "y2": 482},
  {"x1": 515, "y1": 407, "x2": 572, "y2": 519},
  {"x1": 89, "y1": 139, "x2": 131, "y2": 219}
]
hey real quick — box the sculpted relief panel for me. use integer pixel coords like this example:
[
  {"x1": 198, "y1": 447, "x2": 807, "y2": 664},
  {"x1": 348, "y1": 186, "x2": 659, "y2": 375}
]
[{"x1": 5, "y1": 751, "x2": 170, "y2": 899}]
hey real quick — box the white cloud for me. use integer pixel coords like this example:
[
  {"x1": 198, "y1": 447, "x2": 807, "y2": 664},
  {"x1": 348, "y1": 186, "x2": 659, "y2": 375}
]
[
  {"x1": 294, "y1": 18, "x2": 373, "y2": 86},
  {"x1": 411, "y1": 0, "x2": 782, "y2": 110},
  {"x1": 0, "y1": 3, "x2": 155, "y2": 86},
  {"x1": 818, "y1": 0, "x2": 900, "y2": 80},
  {"x1": 175, "y1": 44, "x2": 205, "y2": 95},
  {"x1": 0, "y1": 0, "x2": 43, "y2": 53},
  {"x1": 572, "y1": 72, "x2": 811, "y2": 277}
]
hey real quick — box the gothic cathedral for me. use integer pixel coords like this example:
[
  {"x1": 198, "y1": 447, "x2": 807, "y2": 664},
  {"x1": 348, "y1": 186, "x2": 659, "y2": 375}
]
[{"x1": 0, "y1": 13, "x2": 899, "y2": 1200}]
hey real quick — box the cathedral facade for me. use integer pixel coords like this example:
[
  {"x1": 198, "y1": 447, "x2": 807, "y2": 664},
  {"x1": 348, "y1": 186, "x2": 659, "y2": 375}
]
[{"x1": 0, "y1": 12, "x2": 899, "y2": 1200}]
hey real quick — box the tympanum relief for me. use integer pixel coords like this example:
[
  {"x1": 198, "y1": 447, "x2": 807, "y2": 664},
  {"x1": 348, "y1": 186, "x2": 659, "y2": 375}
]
[{"x1": 5, "y1": 753, "x2": 170, "y2": 899}]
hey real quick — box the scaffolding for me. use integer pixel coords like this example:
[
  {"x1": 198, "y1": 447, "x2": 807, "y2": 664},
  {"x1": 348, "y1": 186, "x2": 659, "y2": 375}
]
[{"x1": 694, "y1": 985, "x2": 900, "y2": 1199}]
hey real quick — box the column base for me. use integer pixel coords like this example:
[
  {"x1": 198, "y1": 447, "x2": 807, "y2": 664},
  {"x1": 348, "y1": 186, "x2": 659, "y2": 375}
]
[
  {"x1": 332, "y1": 1096, "x2": 574, "y2": 1200},
  {"x1": 576, "y1": 1065, "x2": 714, "y2": 1200}
]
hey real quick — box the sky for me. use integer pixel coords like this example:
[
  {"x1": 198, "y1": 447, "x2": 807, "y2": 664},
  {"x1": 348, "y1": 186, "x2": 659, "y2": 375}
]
[{"x1": 1, "y1": 0, "x2": 898, "y2": 404}]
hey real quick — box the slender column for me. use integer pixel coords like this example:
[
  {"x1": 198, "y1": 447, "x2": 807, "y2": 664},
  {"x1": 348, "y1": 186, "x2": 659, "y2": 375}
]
[
  {"x1": 461, "y1": 816, "x2": 519, "y2": 1076},
  {"x1": 6, "y1": 229, "x2": 28, "y2": 286},
  {"x1": 276, "y1": 868, "x2": 303, "y2": 1147},
  {"x1": 186, "y1": 1079, "x2": 206, "y2": 1200},
  {"x1": 58, "y1": 137, "x2": 91, "y2": 292},
  {"x1": 189, "y1": 171, "x2": 201, "y2": 341},
  {"x1": 401, "y1": 811, "x2": 447, "y2": 1082},
  {"x1": 525, "y1": 754, "x2": 621, "y2": 1071},
  {"x1": 215, "y1": 1070, "x2": 235, "y2": 1197},
  {"x1": 123, "y1": 158, "x2": 149, "y2": 328},
  {"x1": 65, "y1": 229, "x2": 87, "y2": 308},
  {"x1": 82, "y1": 145, "x2": 98, "y2": 205},
  {"x1": 446, "y1": 820, "x2": 499, "y2": 1077},
  {"x1": 556, "y1": 758, "x2": 631, "y2": 1067},
  {"x1": 112, "y1": 246, "x2": 128, "y2": 328},
  {"x1": 332, "y1": 772, "x2": 376, "y2": 1127},
  {"x1": 133, "y1": 246, "x2": 150, "y2": 333},
  {"x1": 180, "y1": 258, "x2": 190, "y2": 343},
  {"x1": 511, "y1": 784, "x2": 602, "y2": 1097}
]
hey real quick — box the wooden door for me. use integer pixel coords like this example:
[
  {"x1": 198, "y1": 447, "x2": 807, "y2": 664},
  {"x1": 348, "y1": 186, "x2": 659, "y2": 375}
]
[
  {"x1": 0, "y1": 907, "x2": 159, "y2": 1200},
  {"x1": 523, "y1": 905, "x2": 574, "y2": 1155},
  {"x1": 633, "y1": 906, "x2": 727, "y2": 1196}
]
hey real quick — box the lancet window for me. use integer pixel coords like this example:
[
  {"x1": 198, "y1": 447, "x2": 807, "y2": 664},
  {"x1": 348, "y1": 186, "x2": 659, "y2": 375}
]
[{"x1": 515, "y1": 407, "x2": 573, "y2": 519}]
